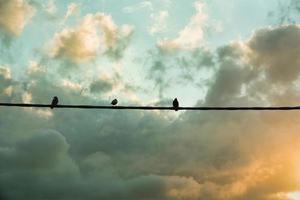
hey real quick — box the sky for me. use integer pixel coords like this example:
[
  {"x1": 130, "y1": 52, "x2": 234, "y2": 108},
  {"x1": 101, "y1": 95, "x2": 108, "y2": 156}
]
[{"x1": 2, "y1": 0, "x2": 300, "y2": 199}]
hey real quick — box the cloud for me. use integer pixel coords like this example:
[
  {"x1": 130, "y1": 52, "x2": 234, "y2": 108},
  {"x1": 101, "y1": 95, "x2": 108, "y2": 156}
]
[
  {"x1": 2, "y1": 25, "x2": 300, "y2": 200},
  {"x1": 104, "y1": 24, "x2": 134, "y2": 60},
  {"x1": 0, "y1": 129, "x2": 69, "y2": 170},
  {"x1": 145, "y1": 46, "x2": 216, "y2": 99},
  {"x1": 43, "y1": 0, "x2": 57, "y2": 16},
  {"x1": 124, "y1": 175, "x2": 203, "y2": 200},
  {"x1": 149, "y1": 11, "x2": 169, "y2": 35},
  {"x1": 145, "y1": 24, "x2": 300, "y2": 199},
  {"x1": 204, "y1": 25, "x2": 300, "y2": 105},
  {"x1": 270, "y1": 0, "x2": 300, "y2": 24},
  {"x1": 50, "y1": 13, "x2": 134, "y2": 63},
  {"x1": 0, "y1": 0, "x2": 35, "y2": 36},
  {"x1": 148, "y1": 24, "x2": 300, "y2": 105},
  {"x1": 50, "y1": 15, "x2": 101, "y2": 62},
  {"x1": 0, "y1": 66, "x2": 13, "y2": 93},
  {"x1": 158, "y1": 1, "x2": 207, "y2": 51},
  {"x1": 204, "y1": 42, "x2": 252, "y2": 106},
  {"x1": 248, "y1": 25, "x2": 300, "y2": 83},
  {"x1": 89, "y1": 78, "x2": 113, "y2": 94},
  {"x1": 122, "y1": 1, "x2": 153, "y2": 13},
  {"x1": 62, "y1": 2, "x2": 80, "y2": 22}
]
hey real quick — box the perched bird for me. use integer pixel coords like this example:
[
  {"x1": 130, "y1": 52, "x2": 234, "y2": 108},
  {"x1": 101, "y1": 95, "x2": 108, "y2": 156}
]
[
  {"x1": 111, "y1": 99, "x2": 118, "y2": 106},
  {"x1": 51, "y1": 96, "x2": 59, "y2": 109},
  {"x1": 173, "y1": 98, "x2": 179, "y2": 111}
]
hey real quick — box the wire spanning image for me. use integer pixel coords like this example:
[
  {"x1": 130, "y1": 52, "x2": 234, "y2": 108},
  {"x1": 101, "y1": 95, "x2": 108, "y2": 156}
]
[{"x1": 0, "y1": 96, "x2": 300, "y2": 111}]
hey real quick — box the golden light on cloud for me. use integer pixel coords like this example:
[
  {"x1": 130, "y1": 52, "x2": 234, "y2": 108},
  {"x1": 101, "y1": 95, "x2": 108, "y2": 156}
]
[
  {"x1": 3, "y1": 1, "x2": 300, "y2": 199},
  {"x1": 49, "y1": 12, "x2": 134, "y2": 63},
  {"x1": 0, "y1": 0, "x2": 35, "y2": 36}
]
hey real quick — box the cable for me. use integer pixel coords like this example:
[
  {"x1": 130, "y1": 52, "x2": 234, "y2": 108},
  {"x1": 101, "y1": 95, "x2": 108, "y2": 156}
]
[{"x1": 1, "y1": 103, "x2": 300, "y2": 111}]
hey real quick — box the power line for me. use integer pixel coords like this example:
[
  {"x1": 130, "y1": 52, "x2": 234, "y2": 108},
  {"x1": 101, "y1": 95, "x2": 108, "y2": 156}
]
[{"x1": 1, "y1": 103, "x2": 300, "y2": 111}]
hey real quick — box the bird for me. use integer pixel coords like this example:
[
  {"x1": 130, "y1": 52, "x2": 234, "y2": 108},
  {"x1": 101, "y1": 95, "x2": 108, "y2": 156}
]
[
  {"x1": 173, "y1": 98, "x2": 179, "y2": 111},
  {"x1": 111, "y1": 99, "x2": 118, "y2": 106},
  {"x1": 51, "y1": 96, "x2": 59, "y2": 109}
]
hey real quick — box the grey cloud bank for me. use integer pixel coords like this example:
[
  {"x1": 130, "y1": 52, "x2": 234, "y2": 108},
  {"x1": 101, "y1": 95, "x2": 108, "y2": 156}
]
[{"x1": 1, "y1": 14, "x2": 300, "y2": 200}]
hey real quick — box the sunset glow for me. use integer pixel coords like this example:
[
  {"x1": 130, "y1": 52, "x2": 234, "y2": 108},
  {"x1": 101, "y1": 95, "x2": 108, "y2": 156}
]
[{"x1": 1, "y1": 0, "x2": 300, "y2": 199}]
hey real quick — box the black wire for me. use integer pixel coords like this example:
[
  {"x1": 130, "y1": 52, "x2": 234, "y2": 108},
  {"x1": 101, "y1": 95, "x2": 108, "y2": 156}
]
[{"x1": 1, "y1": 103, "x2": 300, "y2": 111}]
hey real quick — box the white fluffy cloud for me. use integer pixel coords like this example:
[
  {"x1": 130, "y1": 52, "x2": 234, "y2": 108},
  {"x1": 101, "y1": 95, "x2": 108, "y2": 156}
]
[
  {"x1": 50, "y1": 13, "x2": 134, "y2": 62},
  {"x1": 158, "y1": 1, "x2": 207, "y2": 50},
  {"x1": 123, "y1": 1, "x2": 153, "y2": 13},
  {"x1": 149, "y1": 11, "x2": 169, "y2": 35},
  {"x1": 0, "y1": 0, "x2": 35, "y2": 36}
]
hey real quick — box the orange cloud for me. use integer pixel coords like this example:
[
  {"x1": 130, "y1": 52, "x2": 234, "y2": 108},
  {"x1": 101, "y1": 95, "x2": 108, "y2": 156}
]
[
  {"x1": 50, "y1": 13, "x2": 134, "y2": 62},
  {"x1": 0, "y1": 0, "x2": 35, "y2": 36}
]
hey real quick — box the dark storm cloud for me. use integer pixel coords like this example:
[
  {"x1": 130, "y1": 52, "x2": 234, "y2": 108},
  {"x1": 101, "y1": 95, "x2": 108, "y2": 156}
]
[
  {"x1": 248, "y1": 25, "x2": 300, "y2": 83},
  {"x1": 89, "y1": 79, "x2": 113, "y2": 94},
  {"x1": 0, "y1": 130, "x2": 69, "y2": 170},
  {"x1": 204, "y1": 44, "x2": 248, "y2": 105}
]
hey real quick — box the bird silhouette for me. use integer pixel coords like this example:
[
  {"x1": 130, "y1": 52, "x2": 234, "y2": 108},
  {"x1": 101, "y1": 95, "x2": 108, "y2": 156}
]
[
  {"x1": 111, "y1": 99, "x2": 118, "y2": 106},
  {"x1": 51, "y1": 96, "x2": 59, "y2": 109},
  {"x1": 173, "y1": 98, "x2": 179, "y2": 111}
]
